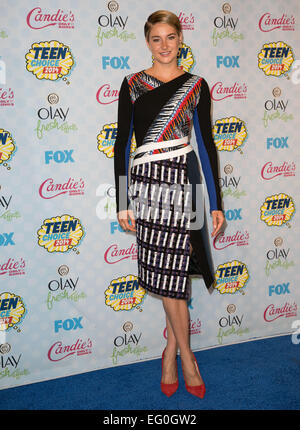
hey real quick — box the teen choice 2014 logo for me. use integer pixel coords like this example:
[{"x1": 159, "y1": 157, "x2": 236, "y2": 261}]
[
  {"x1": 260, "y1": 193, "x2": 295, "y2": 226},
  {"x1": 258, "y1": 41, "x2": 295, "y2": 77},
  {"x1": 97, "y1": 122, "x2": 136, "y2": 159},
  {"x1": 105, "y1": 274, "x2": 147, "y2": 311},
  {"x1": 0, "y1": 128, "x2": 17, "y2": 167},
  {"x1": 0, "y1": 292, "x2": 26, "y2": 332},
  {"x1": 37, "y1": 214, "x2": 84, "y2": 253},
  {"x1": 214, "y1": 260, "x2": 249, "y2": 294},
  {"x1": 213, "y1": 116, "x2": 248, "y2": 152},
  {"x1": 25, "y1": 40, "x2": 75, "y2": 81},
  {"x1": 151, "y1": 43, "x2": 195, "y2": 72}
]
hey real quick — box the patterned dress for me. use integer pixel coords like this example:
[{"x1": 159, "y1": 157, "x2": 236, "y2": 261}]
[{"x1": 114, "y1": 70, "x2": 223, "y2": 300}]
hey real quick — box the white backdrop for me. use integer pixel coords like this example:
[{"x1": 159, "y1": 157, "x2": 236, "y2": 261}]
[{"x1": 0, "y1": 0, "x2": 299, "y2": 390}]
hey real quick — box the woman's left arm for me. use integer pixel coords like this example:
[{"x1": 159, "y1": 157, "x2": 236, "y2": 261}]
[{"x1": 193, "y1": 77, "x2": 225, "y2": 237}]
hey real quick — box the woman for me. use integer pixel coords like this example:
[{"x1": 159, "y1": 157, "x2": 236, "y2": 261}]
[{"x1": 114, "y1": 10, "x2": 225, "y2": 398}]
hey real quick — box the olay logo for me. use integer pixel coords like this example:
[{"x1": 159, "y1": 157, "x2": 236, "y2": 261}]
[
  {"x1": 104, "y1": 243, "x2": 138, "y2": 264},
  {"x1": 96, "y1": 84, "x2": 119, "y2": 105}
]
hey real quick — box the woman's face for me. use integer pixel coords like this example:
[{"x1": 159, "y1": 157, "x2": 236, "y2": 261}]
[{"x1": 146, "y1": 23, "x2": 182, "y2": 66}]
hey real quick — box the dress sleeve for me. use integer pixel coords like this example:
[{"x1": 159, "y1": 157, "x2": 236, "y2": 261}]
[
  {"x1": 113, "y1": 76, "x2": 134, "y2": 213},
  {"x1": 193, "y1": 77, "x2": 223, "y2": 214}
]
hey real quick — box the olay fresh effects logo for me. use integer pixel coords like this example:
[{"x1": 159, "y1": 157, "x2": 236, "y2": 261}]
[
  {"x1": 261, "y1": 161, "x2": 296, "y2": 180},
  {"x1": 264, "y1": 302, "x2": 297, "y2": 322},
  {"x1": 214, "y1": 260, "x2": 249, "y2": 294},
  {"x1": 0, "y1": 343, "x2": 29, "y2": 381},
  {"x1": 37, "y1": 214, "x2": 84, "y2": 253},
  {"x1": 105, "y1": 274, "x2": 146, "y2": 312},
  {"x1": 96, "y1": 1, "x2": 136, "y2": 48},
  {"x1": 35, "y1": 93, "x2": 78, "y2": 140},
  {"x1": 97, "y1": 122, "x2": 136, "y2": 158},
  {"x1": 27, "y1": 8, "x2": 75, "y2": 29},
  {"x1": 220, "y1": 164, "x2": 246, "y2": 199},
  {"x1": 0, "y1": 190, "x2": 21, "y2": 222},
  {"x1": 212, "y1": 3, "x2": 244, "y2": 47},
  {"x1": 213, "y1": 117, "x2": 247, "y2": 152},
  {"x1": 104, "y1": 243, "x2": 138, "y2": 263},
  {"x1": 258, "y1": 41, "x2": 295, "y2": 77},
  {"x1": 211, "y1": 82, "x2": 247, "y2": 101},
  {"x1": 111, "y1": 322, "x2": 147, "y2": 365},
  {"x1": 217, "y1": 304, "x2": 249, "y2": 345},
  {"x1": 96, "y1": 184, "x2": 116, "y2": 220},
  {"x1": 48, "y1": 338, "x2": 92, "y2": 362},
  {"x1": 263, "y1": 87, "x2": 293, "y2": 128},
  {"x1": 46, "y1": 265, "x2": 86, "y2": 311},
  {"x1": 0, "y1": 184, "x2": 21, "y2": 222},
  {"x1": 0, "y1": 129, "x2": 16, "y2": 169},
  {"x1": 265, "y1": 237, "x2": 295, "y2": 277},
  {"x1": 258, "y1": 13, "x2": 295, "y2": 32},
  {"x1": 39, "y1": 177, "x2": 85, "y2": 199},
  {"x1": 25, "y1": 41, "x2": 75, "y2": 82},
  {"x1": 260, "y1": 193, "x2": 295, "y2": 227},
  {"x1": 0, "y1": 292, "x2": 26, "y2": 332}
]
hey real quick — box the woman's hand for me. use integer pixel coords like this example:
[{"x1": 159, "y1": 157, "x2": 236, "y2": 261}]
[
  {"x1": 211, "y1": 210, "x2": 225, "y2": 238},
  {"x1": 117, "y1": 209, "x2": 136, "y2": 233}
]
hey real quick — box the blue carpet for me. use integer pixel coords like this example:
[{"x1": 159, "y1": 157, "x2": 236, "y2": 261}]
[{"x1": 0, "y1": 334, "x2": 299, "y2": 410}]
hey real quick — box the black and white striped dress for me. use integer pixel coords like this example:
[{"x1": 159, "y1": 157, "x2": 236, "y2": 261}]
[{"x1": 114, "y1": 70, "x2": 223, "y2": 300}]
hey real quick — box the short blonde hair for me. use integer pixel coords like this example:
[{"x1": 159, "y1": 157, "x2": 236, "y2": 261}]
[{"x1": 144, "y1": 10, "x2": 182, "y2": 41}]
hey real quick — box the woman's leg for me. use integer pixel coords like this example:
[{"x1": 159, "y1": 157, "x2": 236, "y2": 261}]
[
  {"x1": 162, "y1": 297, "x2": 203, "y2": 386},
  {"x1": 161, "y1": 314, "x2": 178, "y2": 384},
  {"x1": 161, "y1": 242, "x2": 203, "y2": 386}
]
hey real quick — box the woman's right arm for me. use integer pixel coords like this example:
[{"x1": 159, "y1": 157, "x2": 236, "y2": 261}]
[{"x1": 113, "y1": 77, "x2": 136, "y2": 232}]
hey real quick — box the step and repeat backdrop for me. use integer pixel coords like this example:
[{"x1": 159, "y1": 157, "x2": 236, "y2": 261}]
[{"x1": 0, "y1": 0, "x2": 299, "y2": 390}]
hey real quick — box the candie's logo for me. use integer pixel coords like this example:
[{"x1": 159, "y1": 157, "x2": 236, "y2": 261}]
[
  {"x1": 97, "y1": 122, "x2": 136, "y2": 159},
  {"x1": 48, "y1": 338, "x2": 92, "y2": 362},
  {"x1": 0, "y1": 292, "x2": 26, "y2": 331},
  {"x1": 105, "y1": 274, "x2": 146, "y2": 311},
  {"x1": 25, "y1": 40, "x2": 75, "y2": 81},
  {"x1": 0, "y1": 129, "x2": 16, "y2": 167},
  {"x1": 258, "y1": 41, "x2": 294, "y2": 77},
  {"x1": 214, "y1": 260, "x2": 249, "y2": 294},
  {"x1": 27, "y1": 8, "x2": 75, "y2": 30},
  {"x1": 213, "y1": 117, "x2": 247, "y2": 152},
  {"x1": 37, "y1": 214, "x2": 84, "y2": 253},
  {"x1": 260, "y1": 193, "x2": 295, "y2": 226},
  {"x1": 261, "y1": 161, "x2": 296, "y2": 180}
]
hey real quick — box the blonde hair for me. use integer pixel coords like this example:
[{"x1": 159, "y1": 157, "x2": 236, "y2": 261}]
[{"x1": 144, "y1": 10, "x2": 182, "y2": 41}]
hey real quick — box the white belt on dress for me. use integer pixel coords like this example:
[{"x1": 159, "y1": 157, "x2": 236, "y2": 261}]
[{"x1": 132, "y1": 136, "x2": 193, "y2": 167}]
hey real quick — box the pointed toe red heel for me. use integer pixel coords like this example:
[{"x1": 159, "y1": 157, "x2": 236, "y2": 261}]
[
  {"x1": 161, "y1": 348, "x2": 179, "y2": 397},
  {"x1": 183, "y1": 352, "x2": 206, "y2": 399}
]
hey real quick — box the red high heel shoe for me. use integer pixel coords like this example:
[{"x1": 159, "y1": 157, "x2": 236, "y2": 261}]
[
  {"x1": 183, "y1": 352, "x2": 206, "y2": 399},
  {"x1": 161, "y1": 348, "x2": 179, "y2": 397}
]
